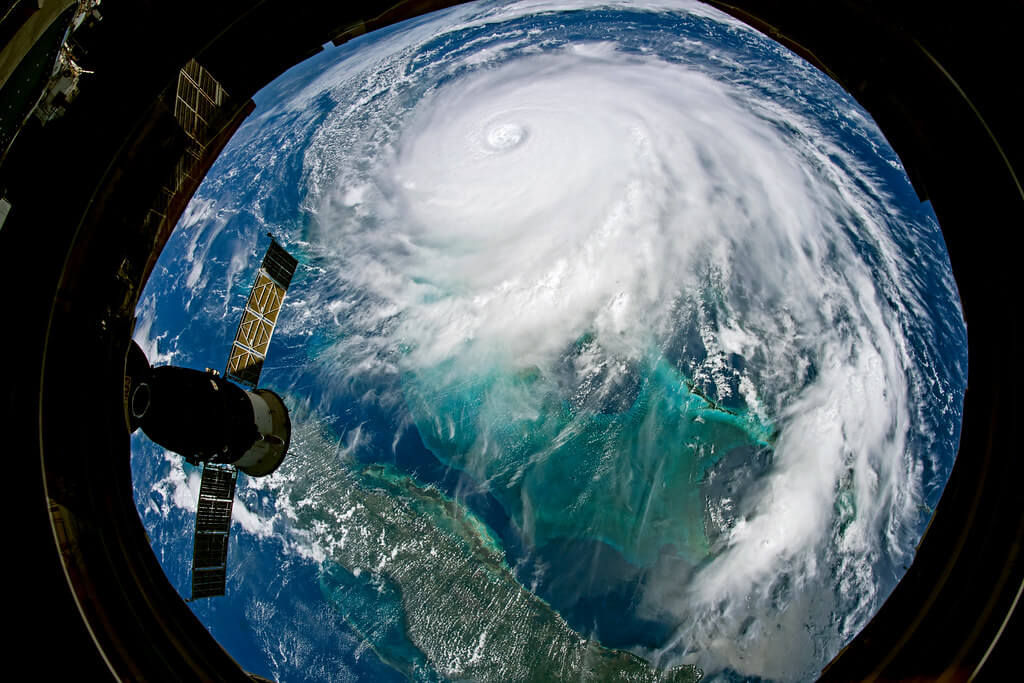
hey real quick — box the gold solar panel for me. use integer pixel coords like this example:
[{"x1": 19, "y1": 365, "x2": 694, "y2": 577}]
[{"x1": 223, "y1": 239, "x2": 298, "y2": 388}]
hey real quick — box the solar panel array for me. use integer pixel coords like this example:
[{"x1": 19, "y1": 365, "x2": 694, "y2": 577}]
[
  {"x1": 225, "y1": 240, "x2": 298, "y2": 388},
  {"x1": 190, "y1": 463, "x2": 237, "y2": 600},
  {"x1": 189, "y1": 238, "x2": 298, "y2": 600}
]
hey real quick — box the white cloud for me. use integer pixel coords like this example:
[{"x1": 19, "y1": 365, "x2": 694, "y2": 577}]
[{"x1": 136, "y1": 0, "x2": 963, "y2": 678}]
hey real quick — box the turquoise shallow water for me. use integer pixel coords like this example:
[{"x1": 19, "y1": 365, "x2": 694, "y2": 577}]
[
  {"x1": 404, "y1": 348, "x2": 775, "y2": 568},
  {"x1": 295, "y1": 425, "x2": 701, "y2": 682},
  {"x1": 320, "y1": 563, "x2": 439, "y2": 681}
]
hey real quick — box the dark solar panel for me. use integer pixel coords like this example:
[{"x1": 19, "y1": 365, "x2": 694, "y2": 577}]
[
  {"x1": 263, "y1": 240, "x2": 299, "y2": 289},
  {"x1": 190, "y1": 463, "x2": 236, "y2": 599},
  {"x1": 191, "y1": 568, "x2": 228, "y2": 600}
]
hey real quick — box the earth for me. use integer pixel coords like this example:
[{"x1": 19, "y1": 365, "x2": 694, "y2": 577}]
[{"x1": 129, "y1": 1, "x2": 968, "y2": 681}]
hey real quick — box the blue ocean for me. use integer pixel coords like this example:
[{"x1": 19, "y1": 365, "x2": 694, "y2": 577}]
[{"x1": 131, "y1": 2, "x2": 967, "y2": 681}]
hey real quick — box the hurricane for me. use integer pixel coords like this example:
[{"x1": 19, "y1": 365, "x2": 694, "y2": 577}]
[{"x1": 131, "y1": 1, "x2": 968, "y2": 681}]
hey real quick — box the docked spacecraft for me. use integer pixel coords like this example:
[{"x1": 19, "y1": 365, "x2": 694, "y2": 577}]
[{"x1": 125, "y1": 237, "x2": 298, "y2": 599}]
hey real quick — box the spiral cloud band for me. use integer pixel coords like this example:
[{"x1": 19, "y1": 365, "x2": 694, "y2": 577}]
[
  {"x1": 299, "y1": 9, "x2": 965, "y2": 674},
  {"x1": 134, "y1": 1, "x2": 967, "y2": 680}
]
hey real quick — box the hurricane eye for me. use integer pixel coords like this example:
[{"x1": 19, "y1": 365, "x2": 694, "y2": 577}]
[{"x1": 485, "y1": 122, "x2": 527, "y2": 150}]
